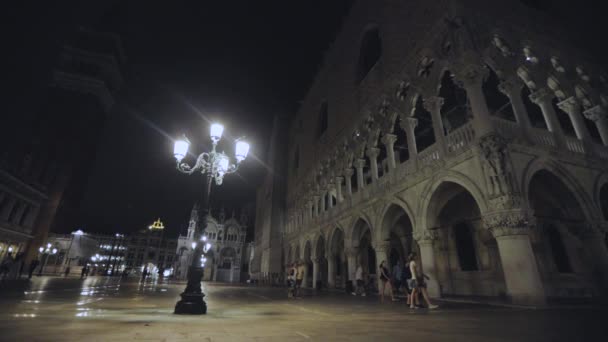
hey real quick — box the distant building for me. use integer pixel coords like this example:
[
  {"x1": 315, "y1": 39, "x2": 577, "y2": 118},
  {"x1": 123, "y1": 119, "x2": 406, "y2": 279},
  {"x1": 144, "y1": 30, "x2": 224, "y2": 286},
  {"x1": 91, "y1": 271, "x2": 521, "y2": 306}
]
[
  {"x1": 175, "y1": 205, "x2": 250, "y2": 283},
  {"x1": 42, "y1": 219, "x2": 177, "y2": 277},
  {"x1": 0, "y1": 27, "x2": 124, "y2": 264}
]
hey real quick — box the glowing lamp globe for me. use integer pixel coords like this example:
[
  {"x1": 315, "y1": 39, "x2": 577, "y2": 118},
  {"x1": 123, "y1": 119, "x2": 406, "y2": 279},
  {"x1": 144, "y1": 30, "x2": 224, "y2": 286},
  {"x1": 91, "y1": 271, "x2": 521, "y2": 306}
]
[
  {"x1": 217, "y1": 154, "x2": 229, "y2": 174},
  {"x1": 174, "y1": 138, "x2": 190, "y2": 162},
  {"x1": 210, "y1": 123, "x2": 224, "y2": 142},
  {"x1": 39, "y1": 247, "x2": 44, "y2": 253},
  {"x1": 235, "y1": 141, "x2": 250, "y2": 162}
]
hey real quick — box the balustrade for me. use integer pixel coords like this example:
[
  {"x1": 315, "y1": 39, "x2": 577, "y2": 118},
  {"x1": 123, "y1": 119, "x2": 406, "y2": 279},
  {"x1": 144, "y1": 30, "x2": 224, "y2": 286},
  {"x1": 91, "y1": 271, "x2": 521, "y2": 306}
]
[
  {"x1": 529, "y1": 127, "x2": 556, "y2": 148},
  {"x1": 417, "y1": 144, "x2": 441, "y2": 167},
  {"x1": 564, "y1": 136, "x2": 586, "y2": 154},
  {"x1": 446, "y1": 121, "x2": 475, "y2": 154}
]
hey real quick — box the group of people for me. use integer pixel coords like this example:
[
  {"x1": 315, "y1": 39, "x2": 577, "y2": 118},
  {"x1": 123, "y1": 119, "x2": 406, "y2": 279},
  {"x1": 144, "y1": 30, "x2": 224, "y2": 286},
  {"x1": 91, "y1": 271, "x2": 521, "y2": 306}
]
[
  {"x1": 286, "y1": 262, "x2": 305, "y2": 298},
  {"x1": 354, "y1": 252, "x2": 438, "y2": 309},
  {"x1": 0, "y1": 252, "x2": 46, "y2": 280}
]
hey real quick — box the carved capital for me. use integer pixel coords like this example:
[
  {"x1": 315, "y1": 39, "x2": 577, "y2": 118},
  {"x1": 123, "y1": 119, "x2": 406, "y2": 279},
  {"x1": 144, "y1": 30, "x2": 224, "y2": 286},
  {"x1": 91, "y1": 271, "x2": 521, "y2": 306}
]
[
  {"x1": 414, "y1": 229, "x2": 439, "y2": 243},
  {"x1": 353, "y1": 158, "x2": 366, "y2": 169},
  {"x1": 344, "y1": 247, "x2": 359, "y2": 258},
  {"x1": 583, "y1": 105, "x2": 606, "y2": 122},
  {"x1": 453, "y1": 64, "x2": 488, "y2": 88},
  {"x1": 343, "y1": 167, "x2": 354, "y2": 177},
  {"x1": 373, "y1": 241, "x2": 391, "y2": 253},
  {"x1": 366, "y1": 147, "x2": 380, "y2": 159},
  {"x1": 528, "y1": 87, "x2": 554, "y2": 105},
  {"x1": 483, "y1": 210, "x2": 534, "y2": 238},
  {"x1": 400, "y1": 116, "x2": 418, "y2": 132},
  {"x1": 556, "y1": 96, "x2": 580, "y2": 115},
  {"x1": 381, "y1": 133, "x2": 397, "y2": 147},
  {"x1": 423, "y1": 96, "x2": 444, "y2": 113},
  {"x1": 498, "y1": 79, "x2": 523, "y2": 98}
]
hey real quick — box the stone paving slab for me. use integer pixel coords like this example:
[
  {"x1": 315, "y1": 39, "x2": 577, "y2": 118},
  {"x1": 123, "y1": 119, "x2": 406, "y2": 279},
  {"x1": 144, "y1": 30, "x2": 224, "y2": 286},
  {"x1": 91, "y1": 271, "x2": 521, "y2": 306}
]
[{"x1": 0, "y1": 277, "x2": 606, "y2": 341}]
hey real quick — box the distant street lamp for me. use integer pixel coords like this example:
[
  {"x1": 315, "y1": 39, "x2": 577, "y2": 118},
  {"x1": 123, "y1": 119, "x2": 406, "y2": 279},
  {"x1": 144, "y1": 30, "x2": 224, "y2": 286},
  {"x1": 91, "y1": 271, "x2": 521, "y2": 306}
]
[
  {"x1": 172, "y1": 123, "x2": 249, "y2": 315},
  {"x1": 64, "y1": 230, "x2": 85, "y2": 273},
  {"x1": 37, "y1": 243, "x2": 57, "y2": 276}
]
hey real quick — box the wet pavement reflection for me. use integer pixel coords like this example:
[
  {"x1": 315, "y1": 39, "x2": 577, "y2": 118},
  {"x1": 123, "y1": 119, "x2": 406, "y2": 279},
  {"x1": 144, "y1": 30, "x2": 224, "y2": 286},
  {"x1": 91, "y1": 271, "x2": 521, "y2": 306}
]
[{"x1": 0, "y1": 276, "x2": 606, "y2": 341}]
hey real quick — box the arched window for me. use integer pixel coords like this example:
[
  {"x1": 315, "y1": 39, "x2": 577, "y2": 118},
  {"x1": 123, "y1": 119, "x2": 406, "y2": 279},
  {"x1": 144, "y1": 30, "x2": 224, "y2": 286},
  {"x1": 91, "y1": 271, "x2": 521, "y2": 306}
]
[
  {"x1": 453, "y1": 222, "x2": 478, "y2": 271},
  {"x1": 439, "y1": 71, "x2": 469, "y2": 132},
  {"x1": 356, "y1": 27, "x2": 382, "y2": 83},
  {"x1": 317, "y1": 101, "x2": 328, "y2": 138},
  {"x1": 546, "y1": 225, "x2": 572, "y2": 273},
  {"x1": 483, "y1": 66, "x2": 516, "y2": 121}
]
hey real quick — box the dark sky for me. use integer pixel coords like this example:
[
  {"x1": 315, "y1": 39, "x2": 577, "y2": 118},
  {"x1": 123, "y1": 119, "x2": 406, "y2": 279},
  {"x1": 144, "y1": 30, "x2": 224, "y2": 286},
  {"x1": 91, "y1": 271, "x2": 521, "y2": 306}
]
[
  {"x1": 3, "y1": 0, "x2": 605, "y2": 238},
  {"x1": 4, "y1": 1, "x2": 353, "y2": 237}
]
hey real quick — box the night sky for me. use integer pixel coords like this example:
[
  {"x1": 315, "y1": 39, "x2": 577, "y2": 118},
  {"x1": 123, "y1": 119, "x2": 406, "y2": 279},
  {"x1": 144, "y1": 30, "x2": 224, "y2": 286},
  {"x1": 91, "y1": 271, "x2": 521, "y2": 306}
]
[{"x1": 3, "y1": 0, "x2": 605, "y2": 238}]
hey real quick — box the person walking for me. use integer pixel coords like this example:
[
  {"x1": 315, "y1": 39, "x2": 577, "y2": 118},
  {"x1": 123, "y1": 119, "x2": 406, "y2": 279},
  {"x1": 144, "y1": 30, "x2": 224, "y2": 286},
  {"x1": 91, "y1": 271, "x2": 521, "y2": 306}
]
[
  {"x1": 295, "y1": 262, "x2": 305, "y2": 298},
  {"x1": 351, "y1": 263, "x2": 366, "y2": 296},
  {"x1": 286, "y1": 263, "x2": 296, "y2": 298},
  {"x1": 408, "y1": 252, "x2": 438, "y2": 309},
  {"x1": 64, "y1": 266, "x2": 71, "y2": 277},
  {"x1": 0, "y1": 253, "x2": 13, "y2": 279},
  {"x1": 379, "y1": 260, "x2": 397, "y2": 302},
  {"x1": 28, "y1": 259, "x2": 40, "y2": 279}
]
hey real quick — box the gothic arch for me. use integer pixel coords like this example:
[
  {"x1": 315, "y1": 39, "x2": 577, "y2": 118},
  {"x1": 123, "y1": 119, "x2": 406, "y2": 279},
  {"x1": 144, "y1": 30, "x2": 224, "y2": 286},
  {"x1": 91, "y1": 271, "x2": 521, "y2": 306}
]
[
  {"x1": 349, "y1": 216, "x2": 374, "y2": 249},
  {"x1": 375, "y1": 198, "x2": 416, "y2": 242},
  {"x1": 521, "y1": 158, "x2": 596, "y2": 222},
  {"x1": 419, "y1": 170, "x2": 488, "y2": 232}
]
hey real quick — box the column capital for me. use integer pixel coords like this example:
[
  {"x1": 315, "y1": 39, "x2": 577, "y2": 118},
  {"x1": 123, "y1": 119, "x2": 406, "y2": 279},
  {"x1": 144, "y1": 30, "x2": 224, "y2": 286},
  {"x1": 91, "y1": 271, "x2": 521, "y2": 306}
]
[
  {"x1": 366, "y1": 147, "x2": 380, "y2": 158},
  {"x1": 335, "y1": 175, "x2": 344, "y2": 182},
  {"x1": 453, "y1": 64, "x2": 488, "y2": 88},
  {"x1": 353, "y1": 158, "x2": 366, "y2": 168},
  {"x1": 373, "y1": 241, "x2": 391, "y2": 253},
  {"x1": 343, "y1": 167, "x2": 354, "y2": 177},
  {"x1": 556, "y1": 96, "x2": 580, "y2": 114},
  {"x1": 423, "y1": 96, "x2": 444, "y2": 113},
  {"x1": 528, "y1": 87, "x2": 554, "y2": 105},
  {"x1": 498, "y1": 79, "x2": 523, "y2": 98},
  {"x1": 413, "y1": 229, "x2": 438, "y2": 244},
  {"x1": 400, "y1": 116, "x2": 418, "y2": 130},
  {"x1": 483, "y1": 210, "x2": 534, "y2": 238},
  {"x1": 381, "y1": 133, "x2": 397, "y2": 146},
  {"x1": 344, "y1": 246, "x2": 359, "y2": 258},
  {"x1": 583, "y1": 105, "x2": 606, "y2": 122}
]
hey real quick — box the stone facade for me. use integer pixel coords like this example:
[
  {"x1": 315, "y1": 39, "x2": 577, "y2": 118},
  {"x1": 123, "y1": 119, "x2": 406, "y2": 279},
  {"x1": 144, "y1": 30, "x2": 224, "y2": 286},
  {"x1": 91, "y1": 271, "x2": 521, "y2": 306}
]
[
  {"x1": 175, "y1": 205, "x2": 249, "y2": 283},
  {"x1": 269, "y1": 0, "x2": 608, "y2": 305}
]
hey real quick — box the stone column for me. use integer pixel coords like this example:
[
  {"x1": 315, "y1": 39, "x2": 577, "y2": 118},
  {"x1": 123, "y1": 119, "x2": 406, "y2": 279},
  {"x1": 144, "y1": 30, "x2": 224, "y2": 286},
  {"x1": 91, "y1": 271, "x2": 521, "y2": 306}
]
[
  {"x1": 457, "y1": 65, "x2": 494, "y2": 137},
  {"x1": 312, "y1": 258, "x2": 320, "y2": 289},
  {"x1": 313, "y1": 196, "x2": 319, "y2": 217},
  {"x1": 488, "y1": 220, "x2": 546, "y2": 306},
  {"x1": 374, "y1": 241, "x2": 390, "y2": 292},
  {"x1": 401, "y1": 117, "x2": 418, "y2": 167},
  {"x1": 529, "y1": 88, "x2": 565, "y2": 145},
  {"x1": 423, "y1": 96, "x2": 447, "y2": 157},
  {"x1": 557, "y1": 97, "x2": 591, "y2": 141},
  {"x1": 366, "y1": 147, "x2": 380, "y2": 182},
  {"x1": 354, "y1": 159, "x2": 366, "y2": 190},
  {"x1": 381, "y1": 133, "x2": 397, "y2": 170},
  {"x1": 345, "y1": 247, "x2": 359, "y2": 288},
  {"x1": 327, "y1": 189, "x2": 334, "y2": 209},
  {"x1": 344, "y1": 168, "x2": 354, "y2": 196},
  {"x1": 416, "y1": 231, "x2": 441, "y2": 297},
  {"x1": 584, "y1": 105, "x2": 608, "y2": 146},
  {"x1": 327, "y1": 253, "x2": 336, "y2": 288},
  {"x1": 498, "y1": 79, "x2": 532, "y2": 128},
  {"x1": 335, "y1": 176, "x2": 344, "y2": 203}
]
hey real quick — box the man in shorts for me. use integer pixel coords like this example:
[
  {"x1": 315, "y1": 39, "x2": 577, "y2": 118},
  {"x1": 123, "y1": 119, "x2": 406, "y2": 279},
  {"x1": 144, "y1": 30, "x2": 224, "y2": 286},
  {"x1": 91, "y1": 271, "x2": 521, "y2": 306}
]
[{"x1": 295, "y1": 261, "x2": 305, "y2": 298}]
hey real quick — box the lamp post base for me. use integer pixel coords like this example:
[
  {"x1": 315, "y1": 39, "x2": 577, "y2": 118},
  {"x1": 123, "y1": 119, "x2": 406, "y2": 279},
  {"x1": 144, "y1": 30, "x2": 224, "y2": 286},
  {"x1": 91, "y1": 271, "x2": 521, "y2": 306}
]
[
  {"x1": 174, "y1": 265, "x2": 207, "y2": 315},
  {"x1": 174, "y1": 292, "x2": 207, "y2": 315}
]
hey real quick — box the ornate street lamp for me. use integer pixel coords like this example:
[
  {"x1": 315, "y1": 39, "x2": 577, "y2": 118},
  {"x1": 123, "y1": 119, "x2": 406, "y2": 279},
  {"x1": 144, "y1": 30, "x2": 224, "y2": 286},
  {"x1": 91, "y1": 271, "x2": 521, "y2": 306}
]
[
  {"x1": 37, "y1": 243, "x2": 57, "y2": 276},
  {"x1": 172, "y1": 123, "x2": 249, "y2": 315}
]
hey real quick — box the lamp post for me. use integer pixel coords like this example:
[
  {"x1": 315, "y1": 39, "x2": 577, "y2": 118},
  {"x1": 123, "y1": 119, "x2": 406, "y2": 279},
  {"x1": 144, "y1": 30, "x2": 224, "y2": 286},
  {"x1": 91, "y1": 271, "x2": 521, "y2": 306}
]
[
  {"x1": 172, "y1": 123, "x2": 250, "y2": 315},
  {"x1": 37, "y1": 243, "x2": 58, "y2": 276}
]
